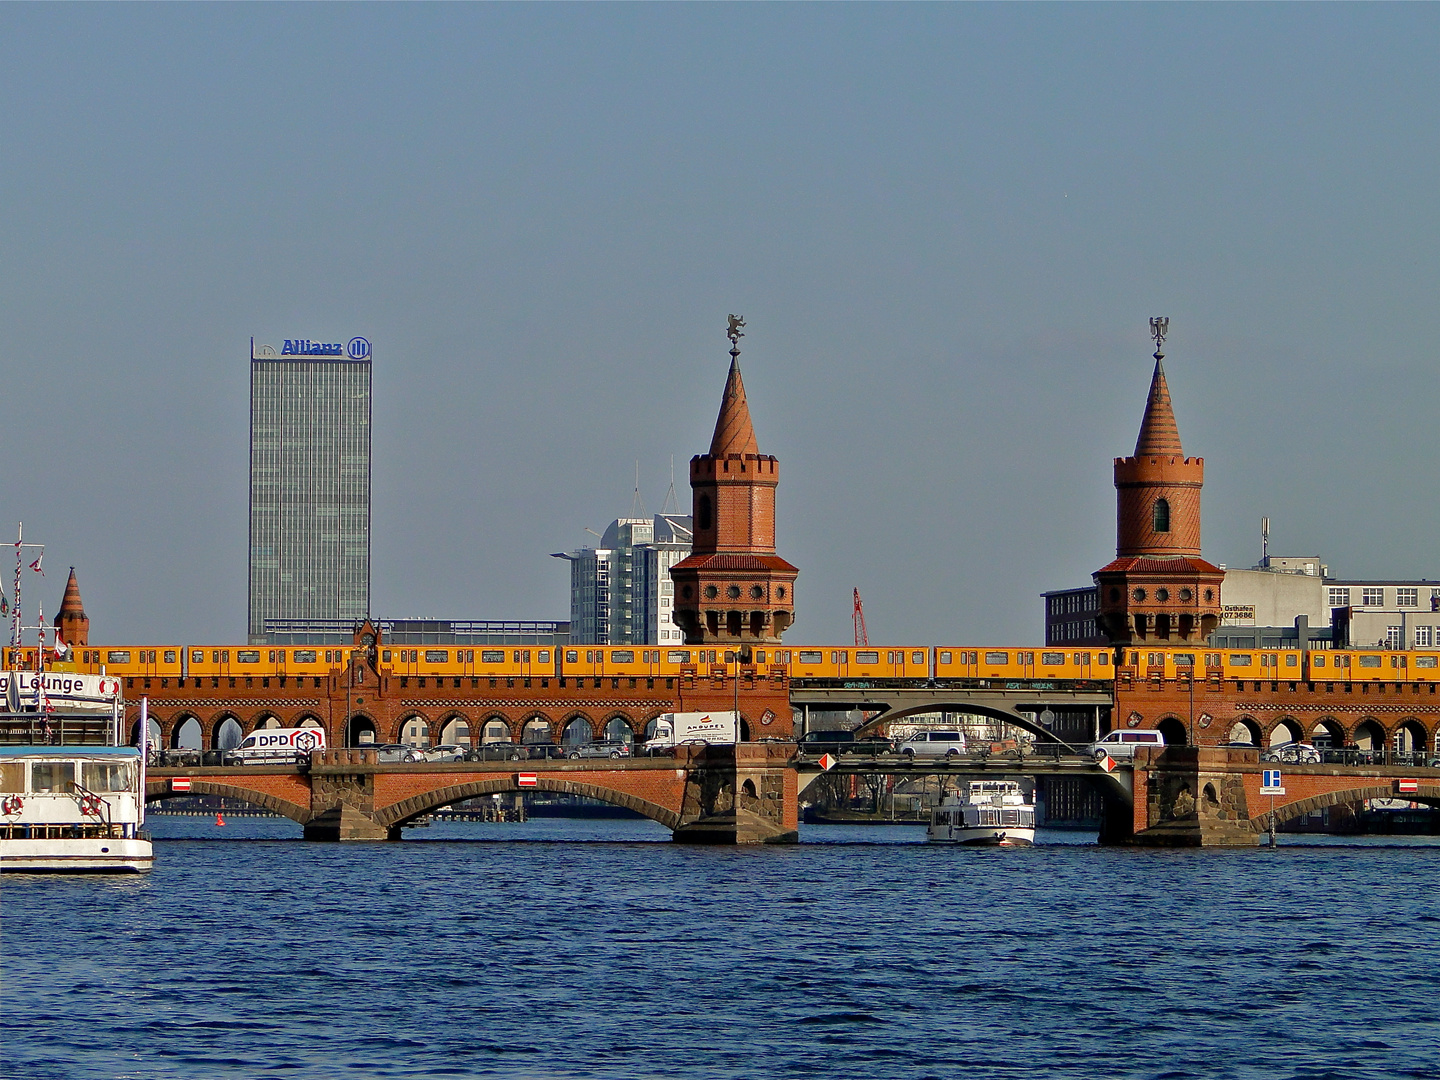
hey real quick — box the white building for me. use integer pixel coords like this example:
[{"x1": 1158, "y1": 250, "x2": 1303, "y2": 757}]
[{"x1": 554, "y1": 514, "x2": 693, "y2": 645}]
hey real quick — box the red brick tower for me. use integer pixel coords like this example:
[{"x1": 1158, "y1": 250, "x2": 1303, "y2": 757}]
[
  {"x1": 1094, "y1": 324, "x2": 1223, "y2": 645},
  {"x1": 55, "y1": 567, "x2": 89, "y2": 647},
  {"x1": 671, "y1": 320, "x2": 798, "y2": 645}
]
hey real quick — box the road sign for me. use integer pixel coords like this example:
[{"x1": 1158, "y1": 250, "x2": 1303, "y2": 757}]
[
  {"x1": 516, "y1": 773, "x2": 538, "y2": 788},
  {"x1": 1261, "y1": 769, "x2": 1285, "y2": 795},
  {"x1": 170, "y1": 777, "x2": 191, "y2": 792},
  {"x1": 1098, "y1": 754, "x2": 1116, "y2": 774},
  {"x1": 818, "y1": 753, "x2": 837, "y2": 772},
  {"x1": 1397, "y1": 779, "x2": 1419, "y2": 795}
]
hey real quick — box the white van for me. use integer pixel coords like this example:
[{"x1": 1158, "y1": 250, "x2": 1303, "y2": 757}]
[
  {"x1": 896, "y1": 730, "x2": 968, "y2": 759},
  {"x1": 1087, "y1": 729, "x2": 1164, "y2": 760},
  {"x1": 229, "y1": 727, "x2": 327, "y2": 765}
]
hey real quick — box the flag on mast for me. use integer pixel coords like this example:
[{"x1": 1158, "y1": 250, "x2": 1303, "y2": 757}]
[
  {"x1": 54, "y1": 633, "x2": 67, "y2": 659},
  {"x1": 28, "y1": 555, "x2": 43, "y2": 576}
]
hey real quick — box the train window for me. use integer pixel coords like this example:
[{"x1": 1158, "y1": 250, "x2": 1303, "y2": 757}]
[
  {"x1": 1020, "y1": 652, "x2": 1034, "y2": 664},
  {"x1": 164, "y1": 651, "x2": 177, "y2": 665},
  {"x1": 1312, "y1": 654, "x2": 1325, "y2": 667},
  {"x1": 564, "y1": 651, "x2": 578, "y2": 664},
  {"x1": 237, "y1": 651, "x2": 260, "y2": 664},
  {"x1": 1229, "y1": 655, "x2": 1252, "y2": 667},
  {"x1": 1335, "y1": 655, "x2": 1351, "y2": 667},
  {"x1": 1147, "y1": 653, "x2": 1163, "y2": 666},
  {"x1": 537, "y1": 650, "x2": 548, "y2": 664},
  {"x1": 797, "y1": 651, "x2": 823, "y2": 664},
  {"x1": 1286, "y1": 654, "x2": 1299, "y2": 667},
  {"x1": 1417, "y1": 655, "x2": 1439, "y2": 668},
  {"x1": 1206, "y1": 653, "x2": 1221, "y2": 666},
  {"x1": 939, "y1": 651, "x2": 952, "y2": 664},
  {"x1": 482, "y1": 651, "x2": 505, "y2": 664},
  {"x1": 309, "y1": 651, "x2": 334, "y2": 665},
  {"x1": 1075, "y1": 653, "x2": 1089, "y2": 665},
  {"x1": 268, "y1": 650, "x2": 277, "y2": 663},
  {"x1": 586, "y1": 650, "x2": 596, "y2": 663},
  {"x1": 107, "y1": 651, "x2": 132, "y2": 664},
  {"x1": 1391, "y1": 655, "x2": 1407, "y2": 668},
  {"x1": 1041, "y1": 652, "x2": 1064, "y2": 666},
  {"x1": 755, "y1": 650, "x2": 766, "y2": 664},
  {"x1": 984, "y1": 652, "x2": 1008, "y2": 665},
  {"x1": 425, "y1": 650, "x2": 448, "y2": 663},
  {"x1": 1359, "y1": 655, "x2": 1382, "y2": 668},
  {"x1": 1174, "y1": 654, "x2": 1194, "y2": 666},
  {"x1": 856, "y1": 651, "x2": 879, "y2": 664},
  {"x1": 1098, "y1": 654, "x2": 1110, "y2": 665},
  {"x1": 612, "y1": 650, "x2": 635, "y2": 663},
  {"x1": 667, "y1": 650, "x2": 691, "y2": 663},
  {"x1": 911, "y1": 652, "x2": 925, "y2": 665}
]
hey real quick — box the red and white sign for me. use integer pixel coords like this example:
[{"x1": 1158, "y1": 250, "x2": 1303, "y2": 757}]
[
  {"x1": 1098, "y1": 755, "x2": 1117, "y2": 774},
  {"x1": 171, "y1": 777, "x2": 192, "y2": 792},
  {"x1": 1397, "y1": 779, "x2": 1419, "y2": 795},
  {"x1": 516, "y1": 773, "x2": 538, "y2": 788},
  {"x1": 818, "y1": 753, "x2": 837, "y2": 773}
]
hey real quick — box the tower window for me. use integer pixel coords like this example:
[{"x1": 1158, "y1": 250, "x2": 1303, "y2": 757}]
[
  {"x1": 697, "y1": 494, "x2": 712, "y2": 530},
  {"x1": 1153, "y1": 498, "x2": 1170, "y2": 533}
]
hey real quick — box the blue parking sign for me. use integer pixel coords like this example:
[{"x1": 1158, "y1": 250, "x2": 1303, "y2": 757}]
[{"x1": 1261, "y1": 769, "x2": 1285, "y2": 793}]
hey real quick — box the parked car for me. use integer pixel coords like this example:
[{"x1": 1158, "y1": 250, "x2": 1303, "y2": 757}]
[
  {"x1": 469, "y1": 743, "x2": 525, "y2": 761},
  {"x1": 796, "y1": 730, "x2": 894, "y2": 756},
  {"x1": 371, "y1": 743, "x2": 425, "y2": 763},
  {"x1": 1262, "y1": 743, "x2": 1321, "y2": 765},
  {"x1": 1086, "y1": 729, "x2": 1164, "y2": 761},
  {"x1": 522, "y1": 743, "x2": 567, "y2": 760},
  {"x1": 566, "y1": 740, "x2": 632, "y2": 760},
  {"x1": 895, "y1": 730, "x2": 968, "y2": 759},
  {"x1": 423, "y1": 744, "x2": 468, "y2": 762}
]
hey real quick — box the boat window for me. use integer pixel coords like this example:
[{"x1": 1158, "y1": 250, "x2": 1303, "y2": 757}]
[
  {"x1": 83, "y1": 761, "x2": 134, "y2": 793},
  {"x1": 31, "y1": 761, "x2": 75, "y2": 793},
  {"x1": 0, "y1": 762, "x2": 22, "y2": 792}
]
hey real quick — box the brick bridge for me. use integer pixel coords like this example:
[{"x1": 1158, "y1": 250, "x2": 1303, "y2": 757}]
[{"x1": 148, "y1": 744, "x2": 1438, "y2": 846}]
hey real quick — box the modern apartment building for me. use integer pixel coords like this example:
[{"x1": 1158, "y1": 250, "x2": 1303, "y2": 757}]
[{"x1": 554, "y1": 514, "x2": 693, "y2": 645}]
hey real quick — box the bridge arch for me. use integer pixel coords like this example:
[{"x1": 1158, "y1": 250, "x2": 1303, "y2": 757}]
[
  {"x1": 602, "y1": 714, "x2": 636, "y2": 744},
  {"x1": 1266, "y1": 717, "x2": 1304, "y2": 747},
  {"x1": 214, "y1": 715, "x2": 245, "y2": 750},
  {"x1": 562, "y1": 715, "x2": 593, "y2": 746},
  {"x1": 171, "y1": 714, "x2": 203, "y2": 750},
  {"x1": 144, "y1": 780, "x2": 312, "y2": 827},
  {"x1": 1227, "y1": 716, "x2": 1261, "y2": 745},
  {"x1": 1310, "y1": 716, "x2": 1345, "y2": 749},
  {"x1": 1250, "y1": 784, "x2": 1440, "y2": 832},
  {"x1": 251, "y1": 713, "x2": 284, "y2": 732},
  {"x1": 853, "y1": 700, "x2": 1064, "y2": 746},
  {"x1": 437, "y1": 714, "x2": 472, "y2": 747},
  {"x1": 346, "y1": 713, "x2": 378, "y2": 747},
  {"x1": 374, "y1": 776, "x2": 681, "y2": 832},
  {"x1": 1393, "y1": 718, "x2": 1428, "y2": 756},
  {"x1": 1351, "y1": 717, "x2": 1385, "y2": 751},
  {"x1": 1155, "y1": 715, "x2": 1188, "y2": 747},
  {"x1": 398, "y1": 713, "x2": 431, "y2": 748},
  {"x1": 480, "y1": 716, "x2": 512, "y2": 744},
  {"x1": 520, "y1": 715, "x2": 553, "y2": 744}
]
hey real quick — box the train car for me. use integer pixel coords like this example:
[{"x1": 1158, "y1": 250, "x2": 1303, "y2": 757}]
[
  {"x1": 559, "y1": 646, "x2": 692, "y2": 680},
  {"x1": 778, "y1": 647, "x2": 930, "y2": 682},
  {"x1": 65, "y1": 646, "x2": 185, "y2": 680},
  {"x1": 385, "y1": 646, "x2": 556, "y2": 680}
]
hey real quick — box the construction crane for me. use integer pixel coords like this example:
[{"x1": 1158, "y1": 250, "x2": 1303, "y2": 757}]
[{"x1": 852, "y1": 587, "x2": 869, "y2": 647}]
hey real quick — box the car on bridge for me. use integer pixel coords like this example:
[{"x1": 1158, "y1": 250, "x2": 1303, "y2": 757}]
[
  {"x1": 795, "y1": 730, "x2": 895, "y2": 757},
  {"x1": 1262, "y1": 743, "x2": 1322, "y2": 765},
  {"x1": 371, "y1": 743, "x2": 426, "y2": 763},
  {"x1": 422, "y1": 744, "x2": 469, "y2": 762},
  {"x1": 566, "y1": 740, "x2": 632, "y2": 760}
]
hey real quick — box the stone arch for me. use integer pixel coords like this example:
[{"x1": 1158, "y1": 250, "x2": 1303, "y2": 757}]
[
  {"x1": 1156, "y1": 715, "x2": 1188, "y2": 747},
  {"x1": 374, "y1": 776, "x2": 682, "y2": 832},
  {"x1": 562, "y1": 715, "x2": 594, "y2": 747},
  {"x1": 741, "y1": 778, "x2": 758, "y2": 799},
  {"x1": 1267, "y1": 717, "x2": 1304, "y2": 748},
  {"x1": 145, "y1": 779, "x2": 310, "y2": 826},
  {"x1": 438, "y1": 714, "x2": 472, "y2": 747},
  {"x1": 251, "y1": 713, "x2": 284, "y2": 732},
  {"x1": 171, "y1": 715, "x2": 203, "y2": 749},
  {"x1": 1227, "y1": 717, "x2": 1261, "y2": 745},
  {"x1": 130, "y1": 716, "x2": 162, "y2": 750},
  {"x1": 521, "y1": 715, "x2": 553, "y2": 744},
  {"x1": 1310, "y1": 717, "x2": 1345, "y2": 749},
  {"x1": 295, "y1": 713, "x2": 324, "y2": 729},
  {"x1": 1351, "y1": 717, "x2": 1385, "y2": 751},
  {"x1": 1393, "y1": 718, "x2": 1428, "y2": 759},
  {"x1": 346, "y1": 713, "x2": 378, "y2": 747},
  {"x1": 643, "y1": 716, "x2": 666, "y2": 740},
  {"x1": 602, "y1": 715, "x2": 635, "y2": 745},
  {"x1": 398, "y1": 714, "x2": 430, "y2": 748},
  {"x1": 853, "y1": 700, "x2": 1059, "y2": 746},
  {"x1": 1250, "y1": 784, "x2": 1440, "y2": 831},
  {"x1": 214, "y1": 715, "x2": 245, "y2": 750},
  {"x1": 480, "y1": 716, "x2": 512, "y2": 744},
  {"x1": 1202, "y1": 782, "x2": 1219, "y2": 809}
]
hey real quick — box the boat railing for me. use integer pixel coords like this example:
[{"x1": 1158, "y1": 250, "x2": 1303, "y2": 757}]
[{"x1": 0, "y1": 711, "x2": 120, "y2": 747}]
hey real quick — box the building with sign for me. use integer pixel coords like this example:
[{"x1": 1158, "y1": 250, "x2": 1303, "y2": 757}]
[{"x1": 247, "y1": 336, "x2": 372, "y2": 644}]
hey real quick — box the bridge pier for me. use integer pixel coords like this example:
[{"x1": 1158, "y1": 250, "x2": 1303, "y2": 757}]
[
  {"x1": 1125, "y1": 746, "x2": 1260, "y2": 847},
  {"x1": 671, "y1": 742, "x2": 799, "y2": 844}
]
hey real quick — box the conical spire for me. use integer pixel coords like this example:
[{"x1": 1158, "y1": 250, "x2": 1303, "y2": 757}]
[
  {"x1": 709, "y1": 356, "x2": 760, "y2": 457},
  {"x1": 1133, "y1": 358, "x2": 1183, "y2": 457},
  {"x1": 57, "y1": 568, "x2": 85, "y2": 622}
]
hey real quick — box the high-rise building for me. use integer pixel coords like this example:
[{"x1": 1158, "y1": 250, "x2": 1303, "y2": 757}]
[
  {"x1": 248, "y1": 336, "x2": 373, "y2": 644},
  {"x1": 554, "y1": 514, "x2": 693, "y2": 645}
]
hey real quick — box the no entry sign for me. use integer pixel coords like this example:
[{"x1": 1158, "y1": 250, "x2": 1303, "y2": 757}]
[
  {"x1": 517, "y1": 773, "x2": 538, "y2": 788},
  {"x1": 1397, "y1": 779, "x2": 1419, "y2": 795},
  {"x1": 170, "y1": 777, "x2": 192, "y2": 792}
]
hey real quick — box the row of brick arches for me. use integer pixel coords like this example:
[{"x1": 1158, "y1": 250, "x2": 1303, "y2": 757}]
[{"x1": 1152, "y1": 712, "x2": 1440, "y2": 756}]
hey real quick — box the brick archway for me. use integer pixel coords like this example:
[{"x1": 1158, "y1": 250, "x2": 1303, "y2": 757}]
[
  {"x1": 374, "y1": 776, "x2": 682, "y2": 831},
  {"x1": 1249, "y1": 784, "x2": 1440, "y2": 831},
  {"x1": 145, "y1": 779, "x2": 312, "y2": 825}
]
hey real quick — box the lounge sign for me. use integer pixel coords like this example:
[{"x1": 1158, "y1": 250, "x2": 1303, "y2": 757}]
[{"x1": 0, "y1": 671, "x2": 121, "y2": 701}]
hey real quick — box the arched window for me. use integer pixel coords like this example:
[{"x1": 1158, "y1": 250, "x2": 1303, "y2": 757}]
[
  {"x1": 1153, "y1": 498, "x2": 1170, "y2": 533},
  {"x1": 697, "y1": 494, "x2": 712, "y2": 531}
]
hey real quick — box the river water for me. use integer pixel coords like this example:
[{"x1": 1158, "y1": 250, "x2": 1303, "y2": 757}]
[{"x1": 6, "y1": 817, "x2": 1440, "y2": 1080}]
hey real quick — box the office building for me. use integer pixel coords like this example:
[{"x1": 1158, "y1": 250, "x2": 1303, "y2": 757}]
[
  {"x1": 554, "y1": 513, "x2": 693, "y2": 645},
  {"x1": 248, "y1": 336, "x2": 372, "y2": 644}
]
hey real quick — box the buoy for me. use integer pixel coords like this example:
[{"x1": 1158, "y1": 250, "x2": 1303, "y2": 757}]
[{"x1": 215, "y1": 812, "x2": 226, "y2": 826}]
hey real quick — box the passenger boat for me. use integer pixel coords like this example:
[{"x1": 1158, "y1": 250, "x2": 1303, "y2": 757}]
[
  {"x1": 926, "y1": 780, "x2": 1036, "y2": 846},
  {"x1": 0, "y1": 673, "x2": 153, "y2": 874}
]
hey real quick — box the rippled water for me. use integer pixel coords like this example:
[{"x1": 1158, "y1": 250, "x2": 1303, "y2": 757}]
[{"x1": 6, "y1": 817, "x2": 1440, "y2": 1080}]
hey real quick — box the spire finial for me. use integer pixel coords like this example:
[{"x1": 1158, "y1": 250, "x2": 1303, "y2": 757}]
[
  {"x1": 1149, "y1": 316, "x2": 1169, "y2": 362},
  {"x1": 726, "y1": 314, "x2": 746, "y2": 360}
]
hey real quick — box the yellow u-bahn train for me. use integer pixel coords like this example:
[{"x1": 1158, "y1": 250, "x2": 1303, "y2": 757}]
[{"x1": 8, "y1": 641, "x2": 1439, "y2": 687}]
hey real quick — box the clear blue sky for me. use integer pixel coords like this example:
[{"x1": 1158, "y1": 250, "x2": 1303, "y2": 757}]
[{"x1": 3, "y1": 5, "x2": 1439, "y2": 644}]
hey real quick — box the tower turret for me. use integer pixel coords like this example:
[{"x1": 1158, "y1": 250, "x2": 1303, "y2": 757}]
[
  {"x1": 55, "y1": 567, "x2": 89, "y2": 647},
  {"x1": 670, "y1": 318, "x2": 798, "y2": 645},
  {"x1": 1094, "y1": 322, "x2": 1223, "y2": 645}
]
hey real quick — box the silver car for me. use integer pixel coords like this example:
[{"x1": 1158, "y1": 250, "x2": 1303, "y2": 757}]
[{"x1": 566, "y1": 740, "x2": 632, "y2": 760}]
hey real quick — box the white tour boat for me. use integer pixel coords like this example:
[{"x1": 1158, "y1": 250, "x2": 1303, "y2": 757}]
[
  {"x1": 927, "y1": 779, "x2": 1036, "y2": 846},
  {"x1": 0, "y1": 671, "x2": 152, "y2": 873}
]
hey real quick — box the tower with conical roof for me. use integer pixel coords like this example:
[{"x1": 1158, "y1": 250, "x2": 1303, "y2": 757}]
[
  {"x1": 54, "y1": 567, "x2": 89, "y2": 648},
  {"x1": 1094, "y1": 323, "x2": 1223, "y2": 645},
  {"x1": 670, "y1": 319, "x2": 798, "y2": 646}
]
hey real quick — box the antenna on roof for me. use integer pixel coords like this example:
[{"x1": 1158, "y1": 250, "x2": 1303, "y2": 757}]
[
  {"x1": 630, "y1": 461, "x2": 648, "y2": 519},
  {"x1": 1262, "y1": 516, "x2": 1270, "y2": 568},
  {"x1": 661, "y1": 454, "x2": 680, "y2": 516}
]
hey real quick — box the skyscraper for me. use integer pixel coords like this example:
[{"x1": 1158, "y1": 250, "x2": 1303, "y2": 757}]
[{"x1": 248, "y1": 336, "x2": 372, "y2": 644}]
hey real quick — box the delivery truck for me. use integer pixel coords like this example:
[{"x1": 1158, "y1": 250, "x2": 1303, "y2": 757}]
[
  {"x1": 228, "y1": 727, "x2": 327, "y2": 764},
  {"x1": 642, "y1": 711, "x2": 739, "y2": 753}
]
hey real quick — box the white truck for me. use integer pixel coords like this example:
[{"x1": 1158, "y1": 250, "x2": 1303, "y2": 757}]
[
  {"x1": 228, "y1": 727, "x2": 327, "y2": 764},
  {"x1": 642, "y1": 711, "x2": 739, "y2": 753}
]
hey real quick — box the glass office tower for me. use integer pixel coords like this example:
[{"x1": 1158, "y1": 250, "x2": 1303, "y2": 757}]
[{"x1": 248, "y1": 337, "x2": 372, "y2": 643}]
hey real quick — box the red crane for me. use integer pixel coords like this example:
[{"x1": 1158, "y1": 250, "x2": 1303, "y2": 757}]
[{"x1": 852, "y1": 587, "x2": 869, "y2": 647}]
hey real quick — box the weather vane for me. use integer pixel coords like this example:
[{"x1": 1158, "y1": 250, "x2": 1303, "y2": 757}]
[
  {"x1": 726, "y1": 314, "x2": 746, "y2": 358},
  {"x1": 1149, "y1": 316, "x2": 1169, "y2": 361}
]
